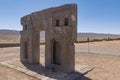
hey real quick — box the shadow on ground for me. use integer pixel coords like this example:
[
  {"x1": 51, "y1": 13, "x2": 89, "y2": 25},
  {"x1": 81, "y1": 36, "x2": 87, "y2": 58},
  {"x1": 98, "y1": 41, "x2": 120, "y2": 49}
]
[{"x1": 22, "y1": 63, "x2": 92, "y2": 80}]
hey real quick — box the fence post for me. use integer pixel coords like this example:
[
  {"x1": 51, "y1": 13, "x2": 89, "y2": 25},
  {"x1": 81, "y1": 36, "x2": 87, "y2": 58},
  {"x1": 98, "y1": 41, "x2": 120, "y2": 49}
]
[{"x1": 87, "y1": 37, "x2": 90, "y2": 53}]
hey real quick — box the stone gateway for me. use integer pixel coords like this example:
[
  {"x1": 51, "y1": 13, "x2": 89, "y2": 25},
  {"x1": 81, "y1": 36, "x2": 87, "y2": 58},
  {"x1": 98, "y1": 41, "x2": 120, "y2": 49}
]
[{"x1": 20, "y1": 4, "x2": 77, "y2": 73}]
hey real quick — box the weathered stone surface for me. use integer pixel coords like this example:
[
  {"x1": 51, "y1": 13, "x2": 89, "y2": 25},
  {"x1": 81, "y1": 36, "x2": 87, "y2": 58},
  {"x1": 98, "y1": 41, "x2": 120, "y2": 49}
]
[{"x1": 20, "y1": 4, "x2": 77, "y2": 73}]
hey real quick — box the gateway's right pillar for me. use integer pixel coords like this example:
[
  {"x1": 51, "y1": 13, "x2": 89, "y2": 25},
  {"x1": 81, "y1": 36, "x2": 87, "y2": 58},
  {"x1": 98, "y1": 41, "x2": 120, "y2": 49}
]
[{"x1": 45, "y1": 4, "x2": 77, "y2": 73}]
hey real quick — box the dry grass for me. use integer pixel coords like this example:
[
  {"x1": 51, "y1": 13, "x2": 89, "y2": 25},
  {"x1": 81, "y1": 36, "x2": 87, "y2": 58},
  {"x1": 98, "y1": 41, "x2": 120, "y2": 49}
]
[{"x1": 0, "y1": 40, "x2": 20, "y2": 44}]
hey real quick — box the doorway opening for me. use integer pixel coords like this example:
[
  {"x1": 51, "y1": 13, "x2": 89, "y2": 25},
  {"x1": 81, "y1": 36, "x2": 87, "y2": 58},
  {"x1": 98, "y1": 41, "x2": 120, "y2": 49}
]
[{"x1": 40, "y1": 31, "x2": 45, "y2": 66}]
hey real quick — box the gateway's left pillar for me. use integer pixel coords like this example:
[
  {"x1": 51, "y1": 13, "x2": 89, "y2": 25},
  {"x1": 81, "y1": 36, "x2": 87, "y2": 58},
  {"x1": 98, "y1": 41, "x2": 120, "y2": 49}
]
[{"x1": 20, "y1": 15, "x2": 40, "y2": 64}]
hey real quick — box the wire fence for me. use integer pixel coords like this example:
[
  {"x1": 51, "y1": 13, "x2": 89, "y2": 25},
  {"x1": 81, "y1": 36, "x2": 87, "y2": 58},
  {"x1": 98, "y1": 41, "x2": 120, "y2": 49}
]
[{"x1": 75, "y1": 40, "x2": 120, "y2": 56}]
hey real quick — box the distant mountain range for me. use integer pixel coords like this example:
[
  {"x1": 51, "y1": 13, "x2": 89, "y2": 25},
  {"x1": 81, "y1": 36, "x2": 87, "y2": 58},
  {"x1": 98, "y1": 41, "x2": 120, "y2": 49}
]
[
  {"x1": 0, "y1": 29, "x2": 120, "y2": 41},
  {"x1": 0, "y1": 29, "x2": 20, "y2": 40},
  {"x1": 78, "y1": 33, "x2": 120, "y2": 38}
]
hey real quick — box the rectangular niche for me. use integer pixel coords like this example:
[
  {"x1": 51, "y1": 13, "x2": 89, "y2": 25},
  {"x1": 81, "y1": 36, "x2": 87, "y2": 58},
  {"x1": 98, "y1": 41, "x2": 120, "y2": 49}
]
[
  {"x1": 52, "y1": 9, "x2": 70, "y2": 27},
  {"x1": 24, "y1": 42, "x2": 28, "y2": 58},
  {"x1": 52, "y1": 39, "x2": 61, "y2": 65}
]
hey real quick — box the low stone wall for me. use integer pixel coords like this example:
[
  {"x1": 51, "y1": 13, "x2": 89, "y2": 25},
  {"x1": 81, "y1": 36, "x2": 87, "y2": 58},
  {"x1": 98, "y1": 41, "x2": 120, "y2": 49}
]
[
  {"x1": 0, "y1": 43, "x2": 20, "y2": 48},
  {"x1": 0, "y1": 42, "x2": 45, "y2": 48}
]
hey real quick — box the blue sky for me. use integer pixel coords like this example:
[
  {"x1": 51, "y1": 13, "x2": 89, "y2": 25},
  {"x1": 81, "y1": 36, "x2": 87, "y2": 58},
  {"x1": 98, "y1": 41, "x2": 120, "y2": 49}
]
[{"x1": 0, "y1": 0, "x2": 120, "y2": 34}]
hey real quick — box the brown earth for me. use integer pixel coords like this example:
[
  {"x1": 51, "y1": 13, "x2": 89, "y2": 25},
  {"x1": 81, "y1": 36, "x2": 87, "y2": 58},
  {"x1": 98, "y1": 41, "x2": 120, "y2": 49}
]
[
  {"x1": 0, "y1": 47, "x2": 38, "y2": 80},
  {"x1": 0, "y1": 64, "x2": 38, "y2": 80},
  {"x1": 0, "y1": 40, "x2": 120, "y2": 80},
  {"x1": 76, "y1": 53, "x2": 120, "y2": 80}
]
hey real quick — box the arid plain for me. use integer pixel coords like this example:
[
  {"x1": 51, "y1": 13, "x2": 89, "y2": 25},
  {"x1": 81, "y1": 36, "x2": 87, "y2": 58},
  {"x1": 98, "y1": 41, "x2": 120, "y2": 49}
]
[{"x1": 0, "y1": 40, "x2": 120, "y2": 80}]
